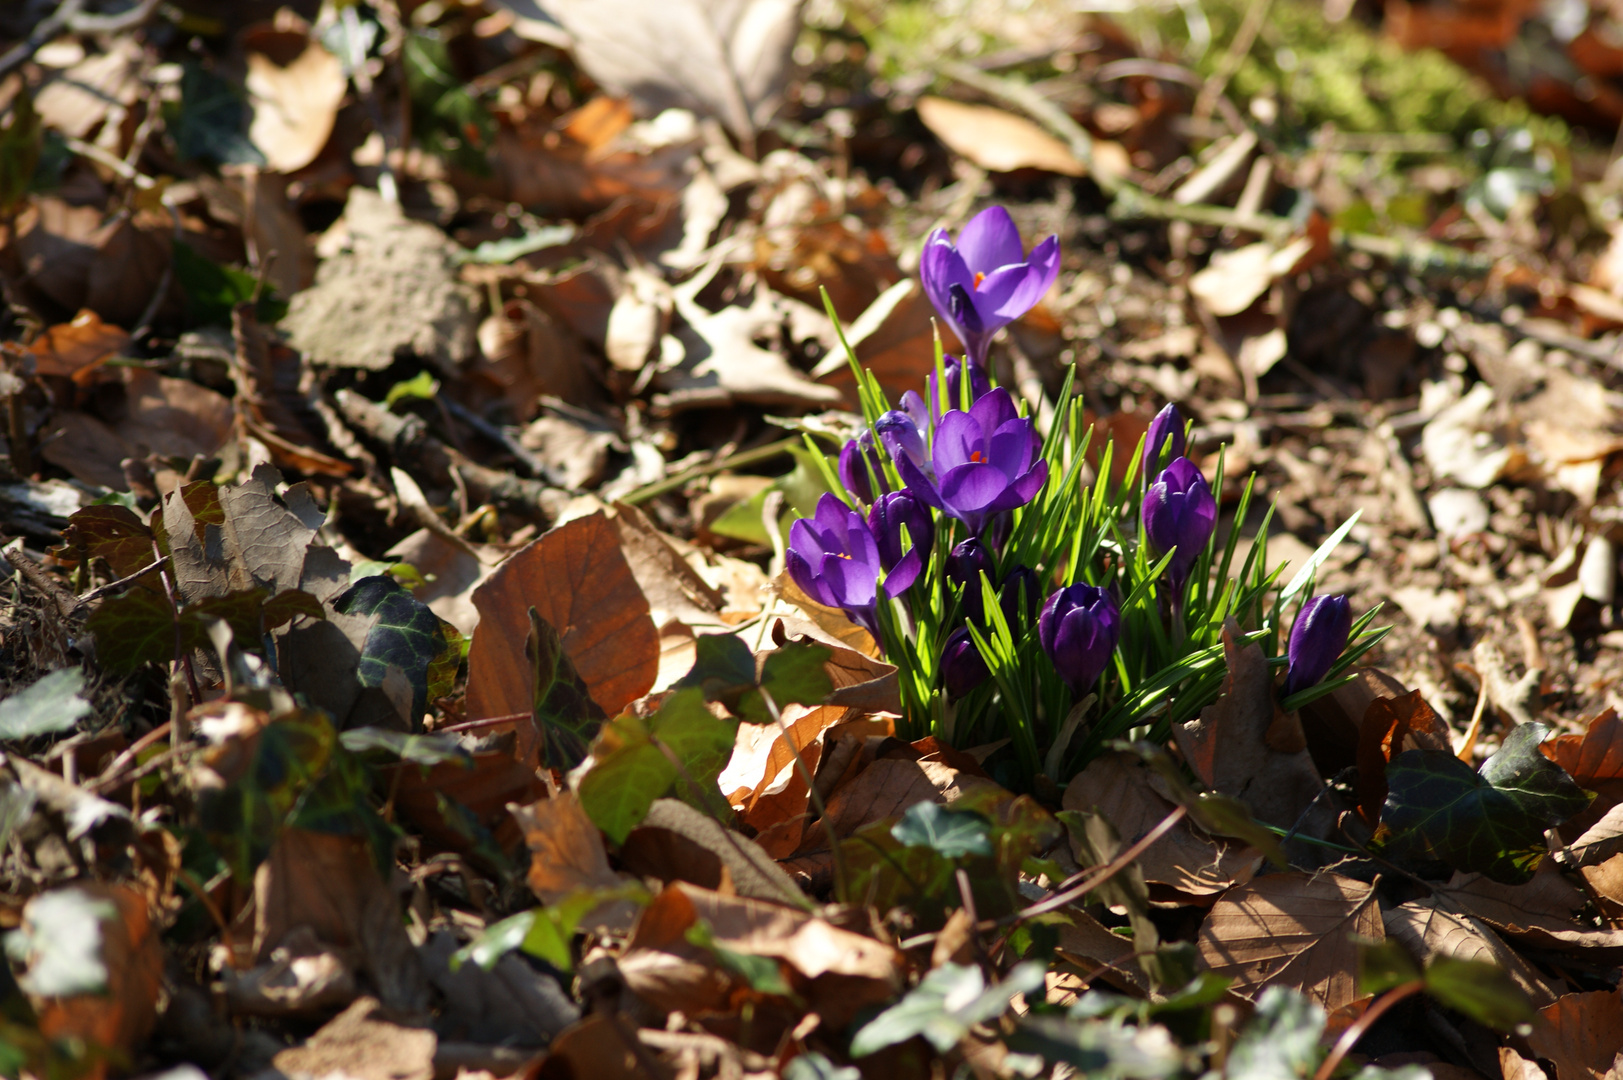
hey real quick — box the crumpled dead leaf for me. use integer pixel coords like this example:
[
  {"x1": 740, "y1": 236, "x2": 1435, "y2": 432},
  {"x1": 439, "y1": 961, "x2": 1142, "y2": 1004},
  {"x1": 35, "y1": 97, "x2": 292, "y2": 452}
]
[
  {"x1": 917, "y1": 96, "x2": 1087, "y2": 176},
  {"x1": 270, "y1": 996, "x2": 436, "y2": 1080},
  {"x1": 244, "y1": 30, "x2": 347, "y2": 173}
]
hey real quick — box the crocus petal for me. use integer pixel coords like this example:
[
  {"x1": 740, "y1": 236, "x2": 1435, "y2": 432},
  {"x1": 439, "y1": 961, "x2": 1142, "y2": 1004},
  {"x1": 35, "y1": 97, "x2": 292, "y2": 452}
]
[
  {"x1": 994, "y1": 234, "x2": 1061, "y2": 319},
  {"x1": 939, "y1": 462, "x2": 1011, "y2": 515},
  {"x1": 922, "y1": 239, "x2": 976, "y2": 329},
  {"x1": 786, "y1": 548, "x2": 838, "y2": 609},
  {"x1": 947, "y1": 283, "x2": 985, "y2": 337},
  {"x1": 811, "y1": 492, "x2": 853, "y2": 536},
  {"x1": 954, "y1": 206, "x2": 1025, "y2": 274},
  {"x1": 987, "y1": 420, "x2": 1036, "y2": 478},
  {"x1": 882, "y1": 548, "x2": 922, "y2": 596},
  {"x1": 818, "y1": 551, "x2": 876, "y2": 610},
  {"x1": 899, "y1": 391, "x2": 931, "y2": 432},
  {"x1": 788, "y1": 516, "x2": 830, "y2": 566},
  {"x1": 875, "y1": 410, "x2": 927, "y2": 470},
  {"x1": 893, "y1": 452, "x2": 943, "y2": 510},
  {"x1": 987, "y1": 460, "x2": 1048, "y2": 512},
  {"x1": 968, "y1": 387, "x2": 1019, "y2": 438},
  {"x1": 932, "y1": 410, "x2": 984, "y2": 473},
  {"x1": 969, "y1": 262, "x2": 1030, "y2": 326}
]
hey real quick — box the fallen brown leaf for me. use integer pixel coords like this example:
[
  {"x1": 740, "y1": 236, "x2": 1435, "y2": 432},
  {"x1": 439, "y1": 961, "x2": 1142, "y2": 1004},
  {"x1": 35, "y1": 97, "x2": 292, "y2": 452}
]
[
  {"x1": 1355, "y1": 689, "x2": 1453, "y2": 825},
  {"x1": 1526, "y1": 991, "x2": 1623, "y2": 1080},
  {"x1": 25, "y1": 308, "x2": 128, "y2": 381},
  {"x1": 513, "y1": 793, "x2": 639, "y2": 932},
  {"x1": 917, "y1": 96, "x2": 1086, "y2": 176},
  {"x1": 244, "y1": 30, "x2": 347, "y2": 173},
  {"x1": 1064, "y1": 751, "x2": 1255, "y2": 899},
  {"x1": 1384, "y1": 899, "x2": 1560, "y2": 1008},
  {"x1": 465, "y1": 511, "x2": 660, "y2": 726},
  {"x1": 1173, "y1": 619, "x2": 1327, "y2": 832},
  {"x1": 1196, "y1": 871, "x2": 1382, "y2": 1013},
  {"x1": 270, "y1": 996, "x2": 436, "y2": 1080}
]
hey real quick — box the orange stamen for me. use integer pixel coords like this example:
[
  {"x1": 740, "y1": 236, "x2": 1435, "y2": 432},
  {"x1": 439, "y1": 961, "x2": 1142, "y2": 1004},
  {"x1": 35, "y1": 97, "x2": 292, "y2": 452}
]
[
  {"x1": 973, "y1": 271, "x2": 987, "y2": 289},
  {"x1": 970, "y1": 451, "x2": 984, "y2": 463}
]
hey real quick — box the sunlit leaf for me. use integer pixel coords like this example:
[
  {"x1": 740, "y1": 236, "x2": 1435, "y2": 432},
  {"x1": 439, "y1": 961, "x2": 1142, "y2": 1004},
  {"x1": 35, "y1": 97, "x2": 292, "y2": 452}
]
[
  {"x1": 892, "y1": 801, "x2": 992, "y2": 859},
  {"x1": 1422, "y1": 956, "x2": 1536, "y2": 1030},
  {"x1": 527, "y1": 609, "x2": 605, "y2": 771},
  {"x1": 849, "y1": 961, "x2": 1045, "y2": 1056},
  {"x1": 336, "y1": 575, "x2": 458, "y2": 721},
  {"x1": 4, "y1": 889, "x2": 116, "y2": 997},
  {"x1": 0, "y1": 669, "x2": 92, "y2": 741}
]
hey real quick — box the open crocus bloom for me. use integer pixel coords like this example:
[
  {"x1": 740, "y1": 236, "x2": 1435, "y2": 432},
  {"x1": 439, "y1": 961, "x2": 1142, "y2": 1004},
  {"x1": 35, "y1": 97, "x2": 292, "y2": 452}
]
[
  {"x1": 894, "y1": 387, "x2": 1047, "y2": 535},
  {"x1": 786, "y1": 494, "x2": 884, "y2": 632},
  {"x1": 920, "y1": 206, "x2": 1061, "y2": 366}
]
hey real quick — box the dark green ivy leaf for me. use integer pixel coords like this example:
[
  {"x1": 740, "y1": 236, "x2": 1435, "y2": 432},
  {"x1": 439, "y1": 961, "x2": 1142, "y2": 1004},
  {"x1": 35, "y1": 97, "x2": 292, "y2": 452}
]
[
  {"x1": 171, "y1": 240, "x2": 286, "y2": 326},
  {"x1": 85, "y1": 588, "x2": 177, "y2": 673},
  {"x1": 339, "y1": 727, "x2": 471, "y2": 769},
  {"x1": 527, "y1": 608, "x2": 604, "y2": 770},
  {"x1": 167, "y1": 62, "x2": 265, "y2": 167},
  {"x1": 1382, "y1": 722, "x2": 1592, "y2": 883},
  {"x1": 335, "y1": 576, "x2": 457, "y2": 721}
]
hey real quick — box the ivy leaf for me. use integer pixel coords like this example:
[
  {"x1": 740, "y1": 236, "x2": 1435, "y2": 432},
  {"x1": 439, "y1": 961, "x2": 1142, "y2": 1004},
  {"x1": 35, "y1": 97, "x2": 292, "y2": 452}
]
[
  {"x1": 0, "y1": 669, "x2": 92, "y2": 741},
  {"x1": 85, "y1": 589, "x2": 177, "y2": 674},
  {"x1": 749, "y1": 641, "x2": 832, "y2": 723},
  {"x1": 60, "y1": 505, "x2": 155, "y2": 579},
  {"x1": 527, "y1": 609, "x2": 605, "y2": 771},
  {"x1": 1225, "y1": 987, "x2": 1325, "y2": 1080},
  {"x1": 335, "y1": 576, "x2": 457, "y2": 721},
  {"x1": 197, "y1": 710, "x2": 338, "y2": 881},
  {"x1": 167, "y1": 61, "x2": 265, "y2": 167},
  {"x1": 1382, "y1": 722, "x2": 1592, "y2": 883},
  {"x1": 892, "y1": 802, "x2": 992, "y2": 859},
  {"x1": 1005, "y1": 1015, "x2": 1182, "y2": 1077},
  {"x1": 339, "y1": 727, "x2": 471, "y2": 769},
  {"x1": 577, "y1": 688, "x2": 735, "y2": 843},
  {"x1": 849, "y1": 961, "x2": 1045, "y2": 1057}
]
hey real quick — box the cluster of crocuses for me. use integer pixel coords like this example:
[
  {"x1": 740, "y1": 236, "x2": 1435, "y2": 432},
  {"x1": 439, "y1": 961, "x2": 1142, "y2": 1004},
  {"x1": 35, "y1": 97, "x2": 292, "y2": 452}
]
[{"x1": 788, "y1": 206, "x2": 1355, "y2": 742}]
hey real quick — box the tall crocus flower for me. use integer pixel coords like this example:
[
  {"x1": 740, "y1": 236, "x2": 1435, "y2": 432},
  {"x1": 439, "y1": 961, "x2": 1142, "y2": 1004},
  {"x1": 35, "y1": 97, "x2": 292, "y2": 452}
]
[
  {"x1": 787, "y1": 494, "x2": 886, "y2": 632},
  {"x1": 1285, "y1": 595, "x2": 1353, "y2": 696},
  {"x1": 1038, "y1": 585, "x2": 1121, "y2": 696},
  {"x1": 868, "y1": 491, "x2": 933, "y2": 595},
  {"x1": 893, "y1": 387, "x2": 1047, "y2": 535},
  {"x1": 875, "y1": 409, "x2": 929, "y2": 477},
  {"x1": 1141, "y1": 458, "x2": 1217, "y2": 592},
  {"x1": 920, "y1": 206, "x2": 1061, "y2": 366},
  {"x1": 1143, "y1": 403, "x2": 1186, "y2": 474}
]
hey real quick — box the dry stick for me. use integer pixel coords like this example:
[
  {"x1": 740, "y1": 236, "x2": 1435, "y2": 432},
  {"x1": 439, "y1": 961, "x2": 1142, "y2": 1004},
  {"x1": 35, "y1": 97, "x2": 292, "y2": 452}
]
[
  {"x1": 758, "y1": 686, "x2": 851, "y2": 905},
  {"x1": 3, "y1": 546, "x2": 78, "y2": 621},
  {"x1": 1004, "y1": 804, "x2": 1188, "y2": 925},
  {"x1": 1193, "y1": 0, "x2": 1274, "y2": 126},
  {"x1": 938, "y1": 58, "x2": 1122, "y2": 197},
  {"x1": 1312, "y1": 980, "x2": 1425, "y2": 1080},
  {"x1": 621, "y1": 436, "x2": 801, "y2": 506},
  {"x1": 79, "y1": 555, "x2": 169, "y2": 604}
]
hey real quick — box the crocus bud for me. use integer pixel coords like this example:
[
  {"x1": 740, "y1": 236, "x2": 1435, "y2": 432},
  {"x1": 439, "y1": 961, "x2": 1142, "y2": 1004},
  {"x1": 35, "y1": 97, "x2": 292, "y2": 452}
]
[
  {"x1": 941, "y1": 627, "x2": 989, "y2": 700},
  {"x1": 1143, "y1": 403, "x2": 1186, "y2": 473},
  {"x1": 1284, "y1": 595, "x2": 1353, "y2": 696},
  {"x1": 928, "y1": 355, "x2": 992, "y2": 417},
  {"x1": 839, "y1": 437, "x2": 874, "y2": 504},
  {"x1": 868, "y1": 490, "x2": 933, "y2": 595},
  {"x1": 1038, "y1": 584, "x2": 1121, "y2": 696},
  {"x1": 874, "y1": 409, "x2": 928, "y2": 472},
  {"x1": 947, "y1": 538, "x2": 996, "y2": 622},
  {"x1": 999, "y1": 565, "x2": 1040, "y2": 631},
  {"x1": 1142, "y1": 457, "x2": 1217, "y2": 591}
]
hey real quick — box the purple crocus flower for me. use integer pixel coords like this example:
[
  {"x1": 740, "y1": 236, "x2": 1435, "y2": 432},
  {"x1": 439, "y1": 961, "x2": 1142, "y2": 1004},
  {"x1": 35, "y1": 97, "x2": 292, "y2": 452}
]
[
  {"x1": 1285, "y1": 594, "x2": 1353, "y2": 696},
  {"x1": 1143, "y1": 403, "x2": 1186, "y2": 474},
  {"x1": 942, "y1": 628, "x2": 989, "y2": 700},
  {"x1": 1141, "y1": 457, "x2": 1217, "y2": 592},
  {"x1": 892, "y1": 387, "x2": 1047, "y2": 535},
  {"x1": 787, "y1": 494, "x2": 886, "y2": 632},
  {"x1": 868, "y1": 491, "x2": 933, "y2": 595},
  {"x1": 1039, "y1": 584, "x2": 1121, "y2": 696},
  {"x1": 947, "y1": 538, "x2": 996, "y2": 622},
  {"x1": 920, "y1": 207, "x2": 1061, "y2": 366},
  {"x1": 839, "y1": 432, "x2": 886, "y2": 504}
]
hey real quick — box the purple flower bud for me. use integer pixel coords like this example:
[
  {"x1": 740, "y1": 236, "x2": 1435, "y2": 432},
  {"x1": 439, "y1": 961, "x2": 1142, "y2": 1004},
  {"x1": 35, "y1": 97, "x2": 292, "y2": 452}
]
[
  {"x1": 1143, "y1": 403, "x2": 1186, "y2": 473},
  {"x1": 942, "y1": 627, "x2": 989, "y2": 700},
  {"x1": 1285, "y1": 595, "x2": 1353, "y2": 696},
  {"x1": 920, "y1": 206, "x2": 1061, "y2": 366},
  {"x1": 1141, "y1": 457, "x2": 1217, "y2": 591},
  {"x1": 868, "y1": 491, "x2": 933, "y2": 595},
  {"x1": 1038, "y1": 584, "x2": 1121, "y2": 696},
  {"x1": 927, "y1": 355, "x2": 992, "y2": 418},
  {"x1": 786, "y1": 493, "x2": 885, "y2": 633},
  {"x1": 999, "y1": 565, "x2": 1040, "y2": 631},
  {"x1": 875, "y1": 409, "x2": 928, "y2": 474},
  {"x1": 947, "y1": 538, "x2": 996, "y2": 622},
  {"x1": 839, "y1": 437, "x2": 874, "y2": 504}
]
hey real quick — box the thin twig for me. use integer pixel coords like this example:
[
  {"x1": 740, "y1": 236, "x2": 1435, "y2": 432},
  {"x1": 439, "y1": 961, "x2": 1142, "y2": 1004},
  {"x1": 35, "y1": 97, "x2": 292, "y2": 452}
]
[
  {"x1": 622, "y1": 436, "x2": 801, "y2": 506},
  {"x1": 1008, "y1": 804, "x2": 1187, "y2": 923},
  {"x1": 79, "y1": 555, "x2": 169, "y2": 604},
  {"x1": 1312, "y1": 980, "x2": 1425, "y2": 1080}
]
